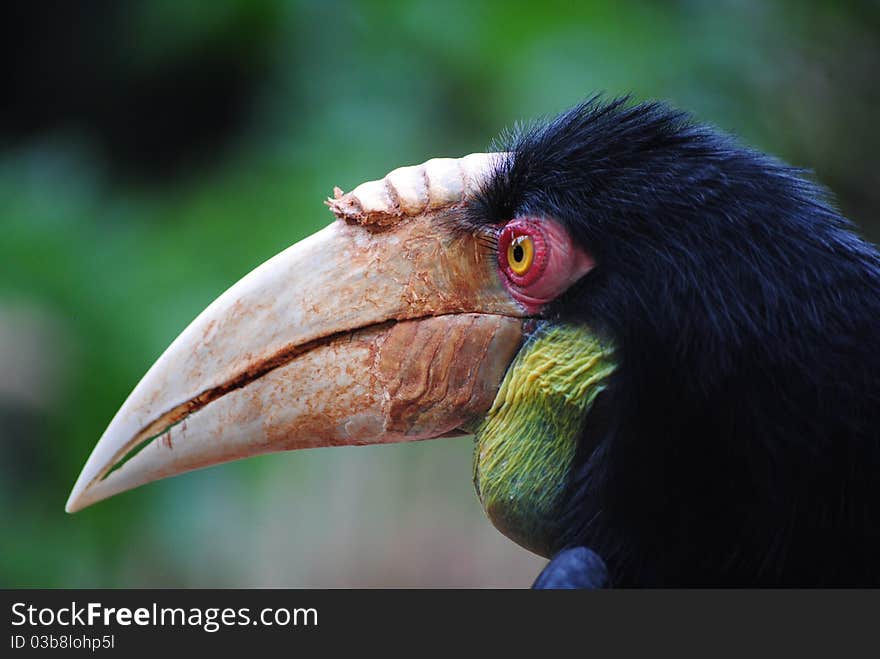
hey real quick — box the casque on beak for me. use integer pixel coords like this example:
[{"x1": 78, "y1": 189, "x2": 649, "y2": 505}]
[{"x1": 66, "y1": 153, "x2": 526, "y2": 513}]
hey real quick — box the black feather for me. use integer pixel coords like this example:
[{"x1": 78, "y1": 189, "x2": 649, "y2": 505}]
[{"x1": 466, "y1": 96, "x2": 880, "y2": 585}]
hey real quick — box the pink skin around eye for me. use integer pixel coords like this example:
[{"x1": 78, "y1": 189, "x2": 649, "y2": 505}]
[{"x1": 497, "y1": 217, "x2": 595, "y2": 314}]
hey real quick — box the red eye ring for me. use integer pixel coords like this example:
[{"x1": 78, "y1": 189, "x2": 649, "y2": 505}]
[
  {"x1": 495, "y1": 216, "x2": 597, "y2": 314},
  {"x1": 497, "y1": 219, "x2": 548, "y2": 287}
]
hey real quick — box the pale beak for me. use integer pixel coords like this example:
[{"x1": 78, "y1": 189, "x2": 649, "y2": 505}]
[{"x1": 66, "y1": 153, "x2": 525, "y2": 513}]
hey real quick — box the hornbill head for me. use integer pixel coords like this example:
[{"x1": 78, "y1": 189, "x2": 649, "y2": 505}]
[{"x1": 67, "y1": 98, "x2": 880, "y2": 586}]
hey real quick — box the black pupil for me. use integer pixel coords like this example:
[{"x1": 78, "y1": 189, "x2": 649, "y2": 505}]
[{"x1": 513, "y1": 243, "x2": 524, "y2": 263}]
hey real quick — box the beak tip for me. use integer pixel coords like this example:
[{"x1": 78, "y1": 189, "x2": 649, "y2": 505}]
[
  {"x1": 65, "y1": 439, "x2": 117, "y2": 514},
  {"x1": 65, "y1": 468, "x2": 96, "y2": 514},
  {"x1": 65, "y1": 486, "x2": 85, "y2": 514}
]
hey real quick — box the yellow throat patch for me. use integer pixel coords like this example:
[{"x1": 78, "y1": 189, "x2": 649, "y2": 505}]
[{"x1": 473, "y1": 322, "x2": 616, "y2": 557}]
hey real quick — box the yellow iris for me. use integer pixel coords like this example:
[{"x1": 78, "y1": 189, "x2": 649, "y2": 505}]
[{"x1": 506, "y1": 235, "x2": 534, "y2": 275}]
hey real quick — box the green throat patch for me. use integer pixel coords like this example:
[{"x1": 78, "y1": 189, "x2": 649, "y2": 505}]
[{"x1": 472, "y1": 322, "x2": 616, "y2": 557}]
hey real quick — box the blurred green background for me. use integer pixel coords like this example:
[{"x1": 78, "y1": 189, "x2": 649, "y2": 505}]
[{"x1": 2, "y1": 0, "x2": 878, "y2": 587}]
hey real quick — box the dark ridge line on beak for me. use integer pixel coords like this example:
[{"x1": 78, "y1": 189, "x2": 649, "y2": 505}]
[
  {"x1": 90, "y1": 319, "x2": 393, "y2": 490},
  {"x1": 88, "y1": 310, "x2": 526, "y2": 493}
]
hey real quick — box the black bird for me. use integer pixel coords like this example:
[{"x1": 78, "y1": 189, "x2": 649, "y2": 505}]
[{"x1": 66, "y1": 97, "x2": 880, "y2": 587}]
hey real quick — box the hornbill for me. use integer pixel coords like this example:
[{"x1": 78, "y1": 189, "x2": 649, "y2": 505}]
[{"x1": 66, "y1": 97, "x2": 880, "y2": 587}]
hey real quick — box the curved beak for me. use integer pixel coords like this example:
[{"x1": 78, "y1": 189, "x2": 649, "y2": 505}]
[{"x1": 67, "y1": 153, "x2": 525, "y2": 513}]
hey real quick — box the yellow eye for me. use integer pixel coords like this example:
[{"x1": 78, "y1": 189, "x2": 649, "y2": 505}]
[{"x1": 506, "y1": 235, "x2": 534, "y2": 275}]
